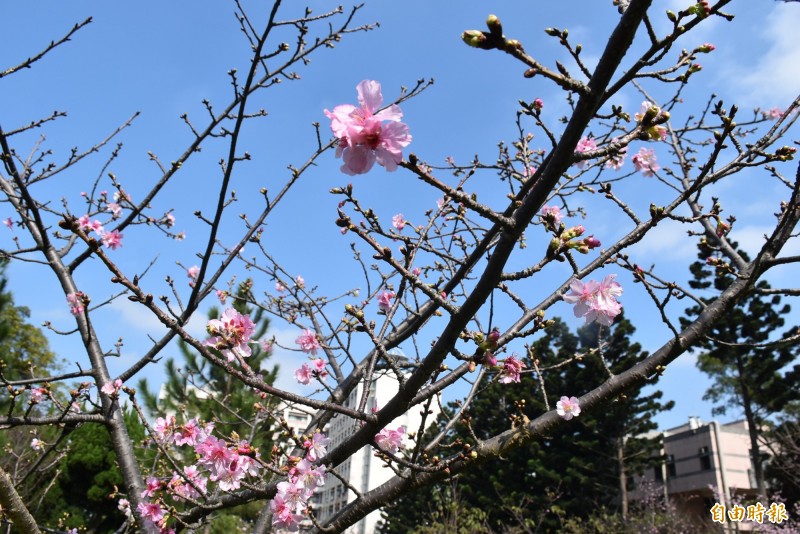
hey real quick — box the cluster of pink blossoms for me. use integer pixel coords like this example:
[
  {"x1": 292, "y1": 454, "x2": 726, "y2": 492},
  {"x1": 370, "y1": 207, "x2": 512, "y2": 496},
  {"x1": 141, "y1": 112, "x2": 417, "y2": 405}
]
[
  {"x1": 563, "y1": 274, "x2": 623, "y2": 326},
  {"x1": 138, "y1": 417, "x2": 264, "y2": 533},
  {"x1": 271, "y1": 432, "x2": 330, "y2": 531},
  {"x1": 204, "y1": 308, "x2": 257, "y2": 362},
  {"x1": 66, "y1": 291, "x2": 85, "y2": 315},
  {"x1": 294, "y1": 358, "x2": 328, "y2": 385},
  {"x1": 187, "y1": 265, "x2": 200, "y2": 287},
  {"x1": 324, "y1": 80, "x2": 412, "y2": 175},
  {"x1": 77, "y1": 214, "x2": 124, "y2": 250}
]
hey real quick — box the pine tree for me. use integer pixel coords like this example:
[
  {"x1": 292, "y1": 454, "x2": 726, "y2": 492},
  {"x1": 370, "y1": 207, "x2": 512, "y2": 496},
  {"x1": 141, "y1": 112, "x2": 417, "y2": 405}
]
[
  {"x1": 681, "y1": 239, "x2": 800, "y2": 497},
  {"x1": 381, "y1": 315, "x2": 672, "y2": 532}
]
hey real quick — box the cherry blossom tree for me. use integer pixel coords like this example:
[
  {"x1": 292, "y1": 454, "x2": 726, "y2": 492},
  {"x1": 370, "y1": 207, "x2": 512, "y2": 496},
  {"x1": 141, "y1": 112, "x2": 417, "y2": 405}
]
[{"x1": 1, "y1": 1, "x2": 799, "y2": 533}]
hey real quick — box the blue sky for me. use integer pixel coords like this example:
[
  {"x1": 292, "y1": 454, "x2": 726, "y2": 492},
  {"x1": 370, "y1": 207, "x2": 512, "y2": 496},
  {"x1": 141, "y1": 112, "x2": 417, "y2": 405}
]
[{"x1": 1, "y1": 1, "x2": 799, "y2": 431}]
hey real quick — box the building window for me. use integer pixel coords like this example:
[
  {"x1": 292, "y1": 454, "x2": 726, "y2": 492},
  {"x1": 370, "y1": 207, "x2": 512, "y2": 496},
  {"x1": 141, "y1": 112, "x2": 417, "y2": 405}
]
[
  {"x1": 654, "y1": 465, "x2": 664, "y2": 482},
  {"x1": 699, "y1": 446, "x2": 712, "y2": 471},
  {"x1": 666, "y1": 454, "x2": 677, "y2": 478}
]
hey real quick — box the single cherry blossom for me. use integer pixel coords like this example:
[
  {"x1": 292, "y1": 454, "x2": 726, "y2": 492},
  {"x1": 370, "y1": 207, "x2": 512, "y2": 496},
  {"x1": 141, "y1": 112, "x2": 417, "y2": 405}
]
[
  {"x1": 574, "y1": 136, "x2": 597, "y2": 169},
  {"x1": 101, "y1": 229, "x2": 123, "y2": 250},
  {"x1": 324, "y1": 80, "x2": 412, "y2": 175},
  {"x1": 500, "y1": 355, "x2": 525, "y2": 384},
  {"x1": 66, "y1": 292, "x2": 85, "y2": 315},
  {"x1": 30, "y1": 438, "x2": 45, "y2": 451},
  {"x1": 295, "y1": 363, "x2": 312, "y2": 385},
  {"x1": 375, "y1": 426, "x2": 406, "y2": 454},
  {"x1": 187, "y1": 265, "x2": 200, "y2": 287},
  {"x1": 392, "y1": 213, "x2": 406, "y2": 231},
  {"x1": 556, "y1": 396, "x2": 582, "y2": 420},
  {"x1": 540, "y1": 205, "x2": 563, "y2": 226},
  {"x1": 631, "y1": 147, "x2": 660, "y2": 176},
  {"x1": 378, "y1": 290, "x2": 396, "y2": 313},
  {"x1": 296, "y1": 329, "x2": 321, "y2": 356},
  {"x1": 205, "y1": 308, "x2": 256, "y2": 361}
]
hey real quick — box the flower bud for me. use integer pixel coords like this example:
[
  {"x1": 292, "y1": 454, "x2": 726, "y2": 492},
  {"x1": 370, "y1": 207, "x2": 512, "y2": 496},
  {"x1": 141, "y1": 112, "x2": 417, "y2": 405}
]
[
  {"x1": 486, "y1": 14, "x2": 502, "y2": 36},
  {"x1": 462, "y1": 30, "x2": 488, "y2": 48}
]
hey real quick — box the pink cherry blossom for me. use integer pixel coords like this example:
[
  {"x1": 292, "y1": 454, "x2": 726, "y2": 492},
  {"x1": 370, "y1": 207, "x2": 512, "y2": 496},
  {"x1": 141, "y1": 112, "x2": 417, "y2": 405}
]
[
  {"x1": 411, "y1": 267, "x2": 422, "y2": 277},
  {"x1": 66, "y1": 292, "x2": 85, "y2": 315},
  {"x1": 768, "y1": 107, "x2": 784, "y2": 120},
  {"x1": 290, "y1": 458, "x2": 327, "y2": 491},
  {"x1": 100, "y1": 379, "x2": 123, "y2": 396},
  {"x1": 392, "y1": 213, "x2": 406, "y2": 231},
  {"x1": 563, "y1": 274, "x2": 623, "y2": 326},
  {"x1": 101, "y1": 229, "x2": 123, "y2": 250},
  {"x1": 295, "y1": 275, "x2": 305, "y2": 288},
  {"x1": 540, "y1": 205, "x2": 563, "y2": 225},
  {"x1": 164, "y1": 212, "x2": 176, "y2": 227},
  {"x1": 107, "y1": 202, "x2": 122, "y2": 217},
  {"x1": 174, "y1": 418, "x2": 201, "y2": 446},
  {"x1": 3, "y1": 217, "x2": 12, "y2": 230},
  {"x1": 142, "y1": 476, "x2": 161, "y2": 498},
  {"x1": 295, "y1": 363, "x2": 312, "y2": 385},
  {"x1": 604, "y1": 143, "x2": 627, "y2": 170},
  {"x1": 270, "y1": 493, "x2": 303, "y2": 531},
  {"x1": 311, "y1": 358, "x2": 328, "y2": 380},
  {"x1": 216, "y1": 290, "x2": 227, "y2": 304},
  {"x1": 205, "y1": 308, "x2": 256, "y2": 361},
  {"x1": 500, "y1": 355, "x2": 525, "y2": 384},
  {"x1": 324, "y1": 80, "x2": 412, "y2": 175},
  {"x1": 631, "y1": 147, "x2": 660, "y2": 176},
  {"x1": 296, "y1": 329, "x2": 321, "y2": 356},
  {"x1": 375, "y1": 425, "x2": 406, "y2": 454},
  {"x1": 137, "y1": 501, "x2": 165, "y2": 524},
  {"x1": 556, "y1": 395, "x2": 582, "y2": 420},
  {"x1": 30, "y1": 438, "x2": 44, "y2": 451},
  {"x1": 574, "y1": 136, "x2": 597, "y2": 169},
  {"x1": 532, "y1": 98, "x2": 544, "y2": 111},
  {"x1": 118, "y1": 498, "x2": 132, "y2": 518},
  {"x1": 29, "y1": 386, "x2": 47, "y2": 403},
  {"x1": 153, "y1": 415, "x2": 176, "y2": 443},
  {"x1": 305, "y1": 431, "x2": 330, "y2": 462},
  {"x1": 187, "y1": 265, "x2": 200, "y2": 287},
  {"x1": 378, "y1": 290, "x2": 396, "y2": 313}
]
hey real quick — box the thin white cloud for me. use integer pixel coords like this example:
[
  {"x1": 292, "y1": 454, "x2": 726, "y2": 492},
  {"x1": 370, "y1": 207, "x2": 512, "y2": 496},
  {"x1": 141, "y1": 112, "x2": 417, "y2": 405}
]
[
  {"x1": 736, "y1": 4, "x2": 800, "y2": 105},
  {"x1": 632, "y1": 220, "x2": 697, "y2": 262}
]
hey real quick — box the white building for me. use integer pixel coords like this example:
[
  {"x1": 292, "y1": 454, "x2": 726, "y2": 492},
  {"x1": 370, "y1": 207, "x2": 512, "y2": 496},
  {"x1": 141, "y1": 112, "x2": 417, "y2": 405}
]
[{"x1": 315, "y1": 367, "x2": 440, "y2": 534}]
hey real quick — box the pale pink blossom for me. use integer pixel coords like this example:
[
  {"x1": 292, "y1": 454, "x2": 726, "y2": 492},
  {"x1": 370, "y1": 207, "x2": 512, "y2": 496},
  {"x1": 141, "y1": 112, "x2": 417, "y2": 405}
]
[
  {"x1": 29, "y1": 387, "x2": 47, "y2": 403},
  {"x1": 187, "y1": 265, "x2": 200, "y2": 287},
  {"x1": 164, "y1": 212, "x2": 176, "y2": 227},
  {"x1": 30, "y1": 438, "x2": 45, "y2": 451},
  {"x1": 375, "y1": 426, "x2": 406, "y2": 454},
  {"x1": 305, "y1": 431, "x2": 330, "y2": 462},
  {"x1": 66, "y1": 292, "x2": 85, "y2": 315},
  {"x1": 556, "y1": 395, "x2": 582, "y2": 420},
  {"x1": 195, "y1": 435, "x2": 235, "y2": 476},
  {"x1": 411, "y1": 267, "x2": 422, "y2": 277},
  {"x1": 107, "y1": 202, "x2": 122, "y2": 218},
  {"x1": 324, "y1": 80, "x2": 412, "y2": 175},
  {"x1": 216, "y1": 290, "x2": 227, "y2": 304},
  {"x1": 118, "y1": 498, "x2": 132, "y2": 518},
  {"x1": 296, "y1": 329, "x2": 321, "y2": 356},
  {"x1": 631, "y1": 147, "x2": 660, "y2": 176},
  {"x1": 100, "y1": 379, "x2": 123, "y2": 396},
  {"x1": 260, "y1": 339, "x2": 273, "y2": 354},
  {"x1": 392, "y1": 213, "x2": 406, "y2": 231},
  {"x1": 311, "y1": 357, "x2": 329, "y2": 380},
  {"x1": 295, "y1": 275, "x2": 305, "y2": 289},
  {"x1": 275, "y1": 282, "x2": 287, "y2": 293},
  {"x1": 635, "y1": 101, "x2": 668, "y2": 140},
  {"x1": 500, "y1": 355, "x2": 525, "y2": 384},
  {"x1": 70, "y1": 401, "x2": 81, "y2": 413},
  {"x1": 563, "y1": 274, "x2": 623, "y2": 326},
  {"x1": 101, "y1": 229, "x2": 123, "y2": 250},
  {"x1": 540, "y1": 205, "x2": 563, "y2": 225},
  {"x1": 113, "y1": 189, "x2": 131, "y2": 203},
  {"x1": 768, "y1": 107, "x2": 784, "y2": 120},
  {"x1": 378, "y1": 290, "x2": 395, "y2": 313},
  {"x1": 4, "y1": 217, "x2": 13, "y2": 230},
  {"x1": 574, "y1": 136, "x2": 597, "y2": 168},
  {"x1": 604, "y1": 143, "x2": 627, "y2": 170},
  {"x1": 295, "y1": 363, "x2": 312, "y2": 385},
  {"x1": 153, "y1": 416, "x2": 175, "y2": 443},
  {"x1": 205, "y1": 308, "x2": 256, "y2": 361},
  {"x1": 175, "y1": 231, "x2": 186, "y2": 241},
  {"x1": 270, "y1": 494, "x2": 303, "y2": 531}
]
